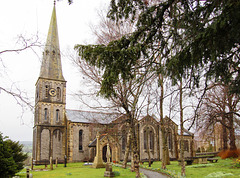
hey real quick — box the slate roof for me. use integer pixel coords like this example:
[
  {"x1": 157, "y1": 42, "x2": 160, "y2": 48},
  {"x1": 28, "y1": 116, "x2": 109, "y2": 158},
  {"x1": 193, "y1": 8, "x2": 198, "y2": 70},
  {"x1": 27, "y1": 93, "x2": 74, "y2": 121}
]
[
  {"x1": 66, "y1": 109, "x2": 120, "y2": 124},
  {"x1": 88, "y1": 135, "x2": 107, "y2": 147},
  {"x1": 178, "y1": 129, "x2": 193, "y2": 136}
]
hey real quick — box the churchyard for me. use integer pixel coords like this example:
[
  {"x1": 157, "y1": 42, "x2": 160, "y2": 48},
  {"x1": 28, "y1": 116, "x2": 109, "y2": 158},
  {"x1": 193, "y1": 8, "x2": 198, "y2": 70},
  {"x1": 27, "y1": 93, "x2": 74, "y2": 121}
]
[
  {"x1": 16, "y1": 157, "x2": 240, "y2": 178},
  {"x1": 140, "y1": 158, "x2": 240, "y2": 177},
  {"x1": 16, "y1": 162, "x2": 136, "y2": 178}
]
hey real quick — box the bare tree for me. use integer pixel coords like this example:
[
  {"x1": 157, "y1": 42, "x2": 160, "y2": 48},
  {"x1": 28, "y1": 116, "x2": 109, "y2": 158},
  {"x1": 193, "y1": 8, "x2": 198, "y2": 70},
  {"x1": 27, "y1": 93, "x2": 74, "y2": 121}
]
[
  {"x1": 197, "y1": 83, "x2": 240, "y2": 155},
  {"x1": 0, "y1": 34, "x2": 41, "y2": 110}
]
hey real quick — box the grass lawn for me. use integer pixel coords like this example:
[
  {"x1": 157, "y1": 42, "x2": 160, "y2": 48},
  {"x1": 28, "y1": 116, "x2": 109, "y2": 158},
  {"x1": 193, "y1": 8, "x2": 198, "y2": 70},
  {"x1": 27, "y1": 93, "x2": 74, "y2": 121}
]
[
  {"x1": 16, "y1": 162, "x2": 137, "y2": 178},
  {"x1": 16, "y1": 158, "x2": 240, "y2": 178},
  {"x1": 140, "y1": 157, "x2": 240, "y2": 178}
]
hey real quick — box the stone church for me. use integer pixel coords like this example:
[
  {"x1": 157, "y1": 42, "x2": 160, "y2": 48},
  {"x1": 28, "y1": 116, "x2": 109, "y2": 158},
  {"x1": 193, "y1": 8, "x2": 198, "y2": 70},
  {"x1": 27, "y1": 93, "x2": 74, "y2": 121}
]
[{"x1": 32, "y1": 4, "x2": 194, "y2": 164}]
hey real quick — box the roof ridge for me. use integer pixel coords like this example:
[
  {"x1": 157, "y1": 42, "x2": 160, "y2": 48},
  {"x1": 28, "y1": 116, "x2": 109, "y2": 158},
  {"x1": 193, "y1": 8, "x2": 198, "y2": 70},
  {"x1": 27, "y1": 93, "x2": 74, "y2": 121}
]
[{"x1": 66, "y1": 109, "x2": 120, "y2": 115}]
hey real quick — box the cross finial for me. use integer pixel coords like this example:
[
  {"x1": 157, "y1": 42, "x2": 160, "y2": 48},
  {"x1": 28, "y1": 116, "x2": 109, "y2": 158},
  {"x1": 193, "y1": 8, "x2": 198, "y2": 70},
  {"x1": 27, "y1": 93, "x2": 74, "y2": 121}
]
[{"x1": 54, "y1": 0, "x2": 56, "y2": 5}]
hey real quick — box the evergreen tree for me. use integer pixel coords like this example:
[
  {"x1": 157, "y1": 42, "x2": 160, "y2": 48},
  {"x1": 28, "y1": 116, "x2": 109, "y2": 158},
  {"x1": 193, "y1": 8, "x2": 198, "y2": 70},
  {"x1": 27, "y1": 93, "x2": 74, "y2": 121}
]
[
  {"x1": 0, "y1": 132, "x2": 28, "y2": 177},
  {"x1": 76, "y1": 0, "x2": 240, "y2": 94}
]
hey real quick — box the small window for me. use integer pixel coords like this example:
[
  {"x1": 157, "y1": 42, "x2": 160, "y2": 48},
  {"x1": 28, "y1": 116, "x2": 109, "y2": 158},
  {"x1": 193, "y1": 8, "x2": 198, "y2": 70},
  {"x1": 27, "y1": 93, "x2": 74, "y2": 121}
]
[
  {"x1": 36, "y1": 86, "x2": 39, "y2": 99},
  {"x1": 45, "y1": 85, "x2": 49, "y2": 97},
  {"x1": 179, "y1": 140, "x2": 189, "y2": 151},
  {"x1": 79, "y1": 130, "x2": 83, "y2": 151},
  {"x1": 144, "y1": 130, "x2": 147, "y2": 150},
  {"x1": 44, "y1": 108, "x2": 48, "y2": 121},
  {"x1": 184, "y1": 140, "x2": 189, "y2": 151},
  {"x1": 168, "y1": 131, "x2": 172, "y2": 150},
  {"x1": 149, "y1": 130, "x2": 154, "y2": 150},
  {"x1": 57, "y1": 87, "x2": 61, "y2": 100},
  {"x1": 56, "y1": 109, "x2": 60, "y2": 122}
]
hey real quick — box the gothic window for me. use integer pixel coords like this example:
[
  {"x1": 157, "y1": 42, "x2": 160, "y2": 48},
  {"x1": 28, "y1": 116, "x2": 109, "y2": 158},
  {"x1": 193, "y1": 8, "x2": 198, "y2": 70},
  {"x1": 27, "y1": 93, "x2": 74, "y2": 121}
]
[
  {"x1": 45, "y1": 85, "x2": 49, "y2": 97},
  {"x1": 56, "y1": 109, "x2": 60, "y2": 122},
  {"x1": 179, "y1": 140, "x2": 189, "y2": 151},
  {"x1": 168, "y1": 131, "x2": 172, "y2": 150},
  {"x1": 79, "y1": 130, "x2": 83, "y2": 151},
  {"x1": 184, "y1": 140, "x2": 189, "y2": 151},
  {"x1": 44, "y1": 108, "x2": 48, "y2": 121},
  {"x1": 149, "y1": 130, "x2": 154, "y2": 150},
  {"x1": 144, "y1": 127, "x2": 154, "y2": 150},
  {"x1": 144, "y1": 130, "x2": 147, "y2": 150},
  {"x1": 57, "y1": 87, "x2": 61, "y2": 100}
]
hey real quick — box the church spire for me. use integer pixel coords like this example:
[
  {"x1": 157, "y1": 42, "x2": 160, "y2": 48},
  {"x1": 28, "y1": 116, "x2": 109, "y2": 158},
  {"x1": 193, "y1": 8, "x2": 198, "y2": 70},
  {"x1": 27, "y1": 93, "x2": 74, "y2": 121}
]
[{"x1": 39, "y1": 3, "x2": 65, "y2": 81}]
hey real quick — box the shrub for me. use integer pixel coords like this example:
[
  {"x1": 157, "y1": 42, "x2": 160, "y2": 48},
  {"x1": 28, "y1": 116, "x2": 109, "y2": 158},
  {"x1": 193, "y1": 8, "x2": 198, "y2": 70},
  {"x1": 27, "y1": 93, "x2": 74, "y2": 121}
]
[
  {"x1": 218, "y1": 149, "x2": 240, "y2": 159},
  {"x1": 233, "y1": 157, "x2": 240, "y2": 168}
]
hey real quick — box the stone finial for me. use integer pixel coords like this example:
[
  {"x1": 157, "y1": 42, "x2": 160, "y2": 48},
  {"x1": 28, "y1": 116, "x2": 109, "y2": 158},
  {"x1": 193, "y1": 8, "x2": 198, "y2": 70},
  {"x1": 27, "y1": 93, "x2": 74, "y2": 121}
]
[{"x1": 106, "y1": 143, "x2": 111, "y2": 163}]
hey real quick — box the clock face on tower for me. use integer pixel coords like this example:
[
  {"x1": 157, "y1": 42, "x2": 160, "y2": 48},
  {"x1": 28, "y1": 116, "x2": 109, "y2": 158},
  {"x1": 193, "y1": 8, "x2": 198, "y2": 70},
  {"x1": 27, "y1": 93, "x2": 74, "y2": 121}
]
[{"x1": 49, "y1": 88, "x2": 57, "y2": 97}]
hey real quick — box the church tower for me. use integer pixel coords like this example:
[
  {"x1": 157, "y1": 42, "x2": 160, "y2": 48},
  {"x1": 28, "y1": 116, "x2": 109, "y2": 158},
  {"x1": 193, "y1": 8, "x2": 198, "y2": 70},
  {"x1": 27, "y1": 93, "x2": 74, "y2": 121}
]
[{"x1": 32, "y1": 3, "x2": 67, "y2": 163}]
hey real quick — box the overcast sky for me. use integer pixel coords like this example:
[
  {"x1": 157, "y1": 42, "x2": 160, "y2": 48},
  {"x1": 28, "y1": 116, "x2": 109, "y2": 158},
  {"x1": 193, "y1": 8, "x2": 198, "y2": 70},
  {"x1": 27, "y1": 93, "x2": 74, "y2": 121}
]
[{"x1": 0, "y1": 0, "x2": 110, "y2": 141}]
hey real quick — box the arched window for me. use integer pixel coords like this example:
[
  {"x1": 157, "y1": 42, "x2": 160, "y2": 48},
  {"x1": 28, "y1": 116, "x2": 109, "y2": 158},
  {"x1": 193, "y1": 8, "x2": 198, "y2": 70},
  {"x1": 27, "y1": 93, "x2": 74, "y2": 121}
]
[
  {"x1": 79, "y1": 130, "x2": 83, "y2": 151},
  {"x1": 57, "y1": 87, "x2": 61, "y2": 100},
  {"x1": 184, "y1": 140, "x2": 189, "y2": 151},
  {"x1": 44, "y1": 108, "x2": 48, "y2": 121},
  {"x1": 56, "y1": 109, "x2": 60, "y2": 122},
  {"x1": 168, "y1": 131, "x2": 172, "y2": 150},
  {"x1": 144, "y1": 127, "x2": 154, "y2": 150},
  {"x1": 149, "y1": 130, "x2": 154, "y2": 150},
  {"x1": 45, "y1": 85, "x2": 49, "y2": 97},
  {"x1": 144, "y1": 130, "x2": 147, "y2": 150}
]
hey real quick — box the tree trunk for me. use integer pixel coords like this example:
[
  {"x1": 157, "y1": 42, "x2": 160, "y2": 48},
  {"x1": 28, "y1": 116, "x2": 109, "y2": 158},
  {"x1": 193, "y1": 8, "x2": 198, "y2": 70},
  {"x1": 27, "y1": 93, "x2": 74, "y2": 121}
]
[
  {"x1": 179, "y1": 80, "x2": 185, "y2": 177},
  {"x1": 146, "y1": 127, "x2": 152, "y2": 167},
  {"x1": 222, "y1": 119, "x2": 228, "y2": 150},
  {"x1": 160, "y1": 119, "x2": 167, "y2": 169},
  {"x1": 157, "y1": 124, "x2": 160, "y2": 161},
  {"x1": 174, "y1": 130, "x2": 179, "y2": 159},
  {"x1": 122, "y1": 129, "x2": 131, "y2": 169},
  {"x1": 130, "y1": 120, "x2": 140, "y2": 177},
  {"x1": 165, "y1": 146, "x2": 170, "y2": 165},
  {"x1": 229, "y1": 113, "x2": 237, "y2": 150},
  {"x1": 159, "y1": 73, "x2": 169, "y2": 168}
]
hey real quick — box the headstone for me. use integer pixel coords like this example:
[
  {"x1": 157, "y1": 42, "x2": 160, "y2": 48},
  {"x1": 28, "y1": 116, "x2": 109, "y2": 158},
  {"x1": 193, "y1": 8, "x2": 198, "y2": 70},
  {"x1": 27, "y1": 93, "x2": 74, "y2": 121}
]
[
  {"x1": 31, "y1": 158, "x2": 33, "y2": 170},
  {"x1": 104, "y1": 142, "x2": 115, "y2": 177},
  {"x1": 56, "y1": 157, "x2": 58, "y2": 167},
  {"x1": 26, "y1": 167, "x2": 30, "y2": 178},
  {"x1": 64, "y1": 155, "x2": 67, "y2": 167},
  {"x1": 104, "y1": 163, "x2": 115, "y2": 177}
]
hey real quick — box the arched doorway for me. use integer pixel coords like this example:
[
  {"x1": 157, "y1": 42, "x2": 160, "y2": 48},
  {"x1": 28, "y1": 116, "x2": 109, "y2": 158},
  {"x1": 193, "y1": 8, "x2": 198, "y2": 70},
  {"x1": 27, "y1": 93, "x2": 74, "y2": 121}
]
[{"x1": 102, "y1": 145, "x2": 112, "y2": 162}]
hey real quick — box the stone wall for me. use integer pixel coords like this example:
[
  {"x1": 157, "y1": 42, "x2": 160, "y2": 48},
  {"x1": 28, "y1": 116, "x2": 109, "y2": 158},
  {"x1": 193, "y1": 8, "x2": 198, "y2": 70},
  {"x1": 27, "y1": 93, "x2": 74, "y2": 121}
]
[
  {"x1": 66, "y1": 115, "x2": 193, "y2": 162},
  {"x1": 53, "y1": 129, "x2": 63, "y2": 160},
  {"x1": 40, "y1": 129, "x2": 50, "y2": 160}
]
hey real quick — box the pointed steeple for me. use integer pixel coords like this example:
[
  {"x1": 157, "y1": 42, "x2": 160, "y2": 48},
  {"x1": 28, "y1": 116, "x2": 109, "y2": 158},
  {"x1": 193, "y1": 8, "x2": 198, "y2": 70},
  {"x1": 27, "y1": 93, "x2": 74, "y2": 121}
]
[{"x1": 39, "y1": 3, "x2": 65, "y2": 81}]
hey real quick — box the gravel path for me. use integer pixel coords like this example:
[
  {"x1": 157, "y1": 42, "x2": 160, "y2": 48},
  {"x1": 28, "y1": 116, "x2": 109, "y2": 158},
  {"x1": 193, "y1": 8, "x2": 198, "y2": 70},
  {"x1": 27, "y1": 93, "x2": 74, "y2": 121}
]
[{"x1": 139, "y1": 168, "x2": 169, "y2": 178}]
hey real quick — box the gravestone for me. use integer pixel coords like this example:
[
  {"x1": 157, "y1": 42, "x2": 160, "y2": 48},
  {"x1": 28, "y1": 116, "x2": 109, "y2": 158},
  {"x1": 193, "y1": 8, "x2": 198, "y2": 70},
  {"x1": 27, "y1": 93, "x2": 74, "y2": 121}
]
[{"x1": 104, "y1": 143, "x2": 115, "y2": 177}]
